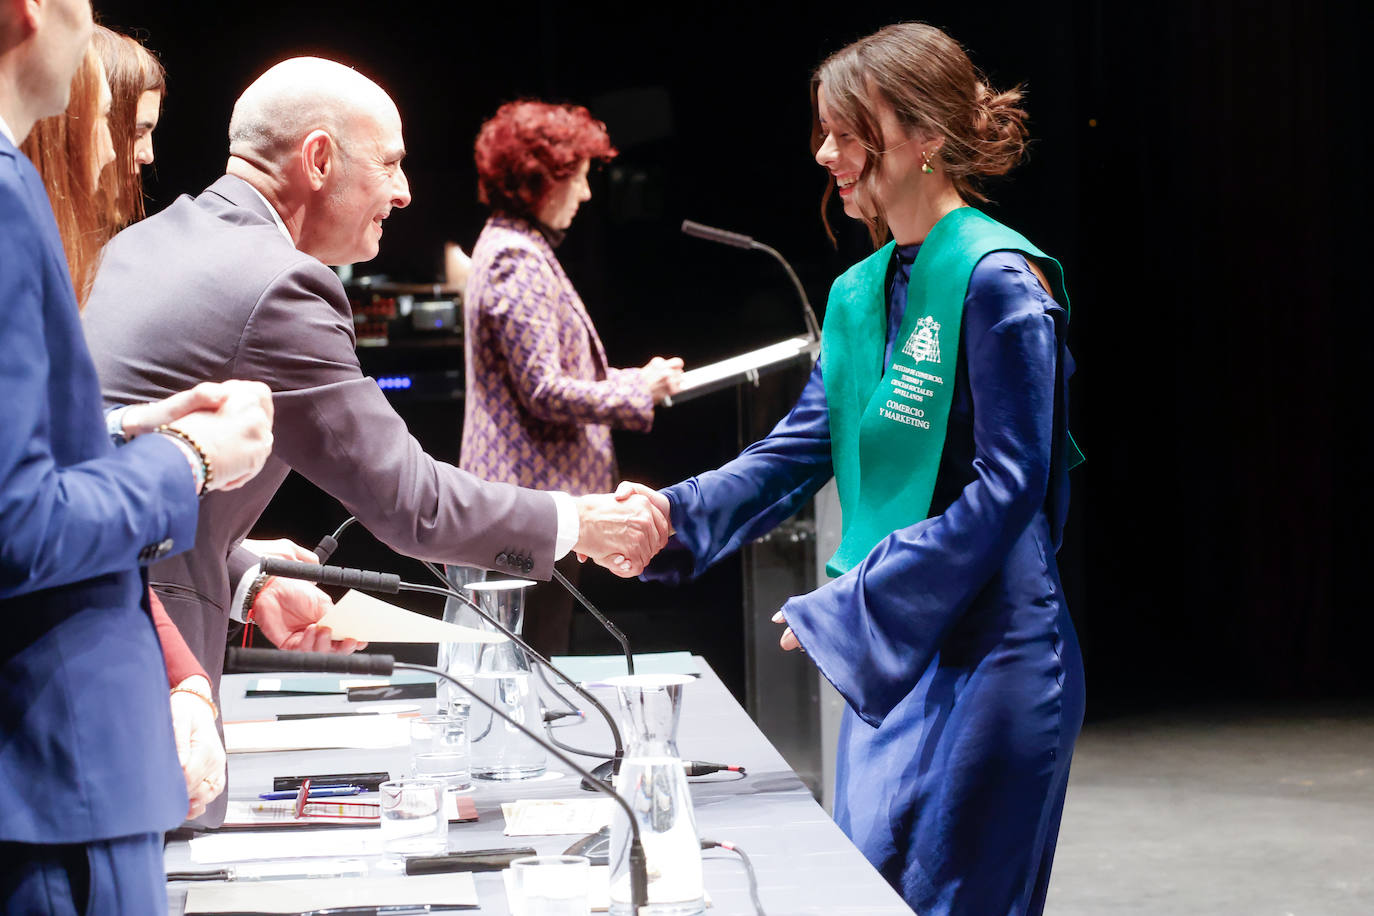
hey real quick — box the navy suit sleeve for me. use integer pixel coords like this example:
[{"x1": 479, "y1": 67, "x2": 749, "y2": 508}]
[
  {"x1": 0, "y1": 176, "x2": 198, "y2": 599},
  {"x1": 783, "y1": 253, "x2": 1061, "y2": 726},
  {"x1": 643, "y1": 361, "x2": 833, "y2": 583}
]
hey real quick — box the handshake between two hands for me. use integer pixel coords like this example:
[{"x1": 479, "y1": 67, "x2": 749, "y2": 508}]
[
  {"x1": 571, "y1": 481, "x2": 672, "y2": 576},
  {"x1": 571, "y1": 481, "x2": 801, "y2": 652}
]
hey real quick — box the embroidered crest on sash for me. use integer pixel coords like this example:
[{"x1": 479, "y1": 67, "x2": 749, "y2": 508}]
[{"x1": 902, "y1": 316, "x2": 941, "y2": 365}]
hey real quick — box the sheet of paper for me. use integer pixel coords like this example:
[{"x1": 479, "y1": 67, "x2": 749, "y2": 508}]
[
  {"x1": 549, "y1": 651, "x2": 700, "y2": 683},
  {"x1": 224, "y1": 712, "x2": 411, "y2": 754},
  {"x1": 504, "y1": 864, "x2": 611, "y2": 912},
  {"x1": 185, "y1": 873, "x2": 477, "y2": 913},
  {"x1": 501, "y1": 798, "x2": 614, "y2": 836},
  {"x1": 190, "y1": 828, "x2": 382, "y2": 864},
  {"x1": 317, "y1": 589, "x2": 506, "y2": 644}
]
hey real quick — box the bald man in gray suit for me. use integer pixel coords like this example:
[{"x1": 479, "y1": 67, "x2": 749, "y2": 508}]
[{"x1": 84, "y1": 58, "x2": 668, "y2": 707}]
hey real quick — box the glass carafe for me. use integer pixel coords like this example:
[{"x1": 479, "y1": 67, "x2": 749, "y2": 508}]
[
  {"x1": 465, "y1": 579, "x2": 546, "y2": 780},
  {"x1": 606, "y1": 673, "x2": 704, "y2": 916},
  {"x1": 438, "y1": 565, "x2": 488, "y2": 715}
]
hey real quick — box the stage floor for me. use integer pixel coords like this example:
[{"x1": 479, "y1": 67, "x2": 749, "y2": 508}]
[{"x1": 1049, "y1": 702, "x2": 1374, "y2": 915}]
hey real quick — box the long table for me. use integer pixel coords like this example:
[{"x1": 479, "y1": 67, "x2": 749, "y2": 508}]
[{"x1": 165, "y1": 658, "x2": 911, "y2": 915}]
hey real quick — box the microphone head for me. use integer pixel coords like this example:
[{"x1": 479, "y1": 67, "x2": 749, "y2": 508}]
[{"x1": 680, "y1": 219, "x2": 755, "y2": 249}]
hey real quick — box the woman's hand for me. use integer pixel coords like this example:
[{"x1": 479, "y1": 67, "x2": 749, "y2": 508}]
[
  {"x1": 445, "y1": 241, "x2": 473, "y2": 290},
  {"x1": 771, "y1": 610, "x2": 800, "y2": 651},
  {"x1": 641, "y1": 356, "x2": 685, "y2": 403},
  {"x1": 164, "y1": 380, "x2": 274, "y2": 491},
  {"x1": 118, "y1": 382, "x2": 231, "y2": 437},
  {"x1": 169, "y1": 675, "x2": 226, "y2": 819}
]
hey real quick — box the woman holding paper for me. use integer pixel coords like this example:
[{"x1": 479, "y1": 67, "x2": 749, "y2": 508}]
[
  {"x1": 638, "y1": 22, "x2": 1085, "y2": 916},
  {"x1": 460, "y1": 100, "x2": 684, "y2": 655}
]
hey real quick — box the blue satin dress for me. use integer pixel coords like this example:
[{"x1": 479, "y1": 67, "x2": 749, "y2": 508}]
[{"x1": 645, "y1": 244, "x2": 1085, "y2": 915}]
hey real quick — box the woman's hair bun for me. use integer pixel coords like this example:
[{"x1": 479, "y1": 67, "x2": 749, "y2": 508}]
[{"x1": 970, "y1": 81, "x2": 1029, "y2": 177}]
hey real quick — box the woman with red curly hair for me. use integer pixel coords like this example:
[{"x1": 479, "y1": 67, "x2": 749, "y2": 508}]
[{"x1": 459, "y1": 100, "x2": 683, "y2": 655}]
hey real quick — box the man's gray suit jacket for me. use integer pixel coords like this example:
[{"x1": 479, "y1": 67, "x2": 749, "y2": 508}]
[{"x1": 84, "y1": 175, "x2": 558, "y2": 689}]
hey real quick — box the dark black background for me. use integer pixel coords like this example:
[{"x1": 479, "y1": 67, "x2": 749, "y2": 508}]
[{"x1": 95, "y1": 0, "x2": 1371, "y2": 718}]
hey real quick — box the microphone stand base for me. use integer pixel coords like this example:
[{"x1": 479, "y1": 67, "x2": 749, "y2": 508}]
[{"x1": 580, "y1": 758, "x2": 618, "y2": 792}]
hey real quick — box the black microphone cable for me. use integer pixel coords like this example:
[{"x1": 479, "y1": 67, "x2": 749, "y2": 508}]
[{"x1": 701, "y1": 839, "x2": 766, "y2": 916}]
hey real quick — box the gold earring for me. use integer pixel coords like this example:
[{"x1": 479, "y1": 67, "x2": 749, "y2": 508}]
[{"x1": 921, "y1": 150, "x2": 935, "y2": 174}]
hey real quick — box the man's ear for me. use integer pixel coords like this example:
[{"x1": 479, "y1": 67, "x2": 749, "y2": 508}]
[
  {"x1": 300, "y1": 129, "x2": 335, "y2": 192},
  {"x1": 0, "y1": 0, "x2": 41, "y2": 38}
]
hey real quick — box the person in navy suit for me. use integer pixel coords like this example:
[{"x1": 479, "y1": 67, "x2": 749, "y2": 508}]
[{"x1": 0, "y1": 2, "x2": 273, "y2": 911}]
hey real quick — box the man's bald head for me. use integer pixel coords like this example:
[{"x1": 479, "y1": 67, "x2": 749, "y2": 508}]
[
  {"x1": 224, "y1": 56, "x2": 410, "y2": 267},
  {"x1": 227, "y1": 57, "x2": 395, "y2": 168}
]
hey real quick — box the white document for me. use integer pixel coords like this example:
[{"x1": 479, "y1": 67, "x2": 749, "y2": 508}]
[
  {"x1": 501, "y1": 798, "x2": 614, "y2": 836},
  {"x1": 224, "y1": 712, "x2": 411, "y2": 754},
  {"x1": 189, "y1": 828, "x2": 383, "y2": 864},
  {"x1": 185, "y1": 873, "x2": 478, "y2": 913},
  {"x1": 317, "y1": 589, "x2": 506, "y2": 644}
]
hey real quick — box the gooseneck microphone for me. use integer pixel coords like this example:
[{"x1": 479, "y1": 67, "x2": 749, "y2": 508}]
[
  {"x1": 681, "y1": 219, "x2": 822, "y2": 342},
  {"x1": 221, "y1": 648, "x2": 650, "y2": 912},
  {"x1": 551, "y1": 568, "x2": 634, "y2": 676},
  {"x1": 259, "y1": 556, "x2": 625, "y2": 787}
]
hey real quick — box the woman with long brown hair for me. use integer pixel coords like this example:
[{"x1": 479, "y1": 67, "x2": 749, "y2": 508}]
[
  {"x1": 93, "y1": 26, "x2": 165, "y2": 229},
  {"x1": 641, "y1": 22, "x2": 1084, "y2": 915},
  {"x1": 19, "y1": 42, "x2": 114, "y2": 306}
]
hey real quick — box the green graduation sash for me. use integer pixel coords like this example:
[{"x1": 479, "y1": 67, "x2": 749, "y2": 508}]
[{"x1": 821, "y1": 207, "x2": 1071, "y2": 576}]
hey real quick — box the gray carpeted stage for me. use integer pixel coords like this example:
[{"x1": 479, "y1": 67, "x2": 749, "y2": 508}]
[{"x1": 1049, "y1": 703, "x2": 1374, "y2": 915}]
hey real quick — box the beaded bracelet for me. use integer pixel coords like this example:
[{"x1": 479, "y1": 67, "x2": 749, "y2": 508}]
[
  {"x1": 156, "y1": 425, "x2": 214, "y2": 494},
  {"x1": 170, "y1": 684, "x2": 219, "y2": 720}
]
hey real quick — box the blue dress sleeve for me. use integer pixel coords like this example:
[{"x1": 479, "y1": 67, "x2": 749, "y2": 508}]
[
  {"x1": 783, "y1": 252, "x2": 1063, "y2": 726},
  {"x1": 642, "y1": 360, "x2": 834, "y2": 584}
]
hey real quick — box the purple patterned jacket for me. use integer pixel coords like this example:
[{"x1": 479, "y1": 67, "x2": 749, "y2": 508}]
[{"x1": 461, "y1": 215, "x2": 654, "y2": 494}]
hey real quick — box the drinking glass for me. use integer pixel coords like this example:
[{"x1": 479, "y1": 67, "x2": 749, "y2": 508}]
[
  {"x1": 410, "y1": 713, "x2": 472, "y2": 790},
  {"x1": 379, "y1": 778, "x2": 447, "y2": 858},
  {"x1": 510, "y1": 854, "x2": 591, "y2": 916}
]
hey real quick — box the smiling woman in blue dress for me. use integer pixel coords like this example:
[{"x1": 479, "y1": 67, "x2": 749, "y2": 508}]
[{"x1": 638, "y1": 22, "x2": 1085, "y2": 916}]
